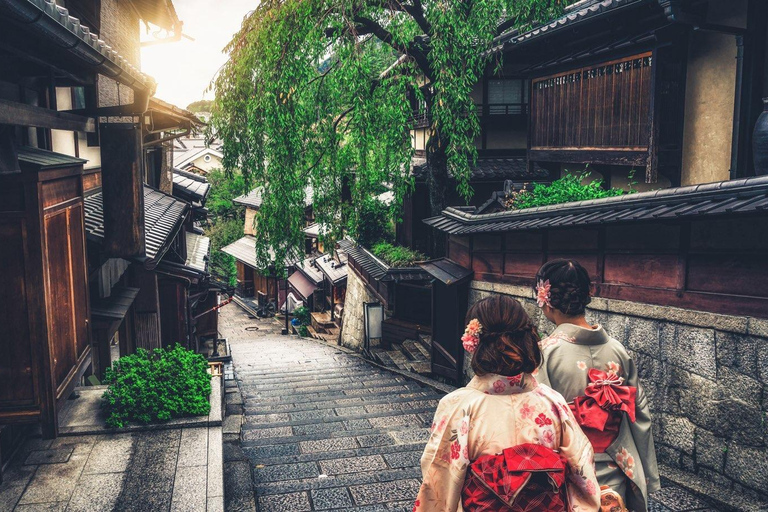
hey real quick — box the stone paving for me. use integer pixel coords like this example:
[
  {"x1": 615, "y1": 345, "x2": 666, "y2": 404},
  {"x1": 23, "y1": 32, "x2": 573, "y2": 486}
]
[
  {"x1": 0, "y1": 427, "x2": 223, "y2": 512},
  {"x1": 221, "y1": 304, "x2": 725, "y2": 512}
]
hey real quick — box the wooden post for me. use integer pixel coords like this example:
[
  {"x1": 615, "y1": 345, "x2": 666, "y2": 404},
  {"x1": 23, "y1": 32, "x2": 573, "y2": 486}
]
[
  {"x1": 100, "y1": 123, "x2": 145, "y2": 258},
  {"x1": 128, "y1": 265, "x2": 162, "y2": 351}
]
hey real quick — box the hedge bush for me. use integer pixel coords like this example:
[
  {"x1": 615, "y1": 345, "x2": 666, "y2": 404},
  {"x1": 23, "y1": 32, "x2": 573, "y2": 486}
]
[
  {"x1": 101, "y1": 345, "x2": 211, "y2": 429},
  {"x1": 506, "y1": 171, "x2": 632, "y2": 210}
]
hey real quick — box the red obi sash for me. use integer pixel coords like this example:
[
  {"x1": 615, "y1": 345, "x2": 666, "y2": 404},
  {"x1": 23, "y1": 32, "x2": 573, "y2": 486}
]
[
  {"x1": 461, "y1": 443, "x2": 568, "y2": 512},
  {"x1": 569, "y1": 369, "x2": 637, "y2": 452}
]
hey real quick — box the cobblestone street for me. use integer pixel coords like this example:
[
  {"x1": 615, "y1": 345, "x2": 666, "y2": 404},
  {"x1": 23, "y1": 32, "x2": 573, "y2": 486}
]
[{"x1": 220, "y1": 305, "x2": 722, "y2": 511}]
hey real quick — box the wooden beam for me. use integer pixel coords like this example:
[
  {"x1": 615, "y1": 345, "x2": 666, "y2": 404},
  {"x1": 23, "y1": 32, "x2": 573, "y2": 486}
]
[
  {"x1": 100, "y1": 124, "x2": 145, "y2": 258},
  {"x1": 0, "y1": 98, "x2": 95, "y2": 132}
]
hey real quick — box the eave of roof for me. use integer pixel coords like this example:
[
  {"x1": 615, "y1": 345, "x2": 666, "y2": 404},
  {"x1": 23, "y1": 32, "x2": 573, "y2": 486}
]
[
  {"x1": 172, "y1": 168, "x2": 211, "y2": 204},
  {"x1": 1, "y1": 0, "x2": 155, "y2": 92},
  {"x1": 425, "y1": 176, "x2": 768, "y2": 235},
  {"x1": 492, "y1": 0, "x2": 654, "y2": 53},
  {"x1": 174, "y1": 147, "x2": 224, "y2": 169},
  {"x1": 411, "y1": 157, "x2": 548, "y2": 182},
  {"x1": 185, "y1": 232, "x2": 210, "y2": 272},
  {"x1": 148, "y1": 98, "x2": 204, "y2": 126}
]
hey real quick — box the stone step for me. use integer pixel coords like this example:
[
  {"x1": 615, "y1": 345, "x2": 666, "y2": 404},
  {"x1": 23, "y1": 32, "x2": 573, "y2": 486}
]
[
  {"x1": 244, "y1": 440, "x2": 424, "y2": 467},
  {"x1": 409, "y1": 361, "x2": 433, "y2": 376},
  {"x1": 254, "y1": 468, "x2": 421, "y2": 498},
  {"x1": 242, "y1": 391, "x2": 444, "y2": 416},
  {"x1": 401, "y1": 339, "x2": 429, "y2": 361},
  {"x1": 418, "y1": 334, "x2": 432, "y2": 351}
]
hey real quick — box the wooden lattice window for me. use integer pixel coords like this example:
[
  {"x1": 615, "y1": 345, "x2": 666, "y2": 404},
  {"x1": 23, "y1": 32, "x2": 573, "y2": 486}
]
[{"x1": 531, "y1": 52, "x2": 653, "y2": 151}]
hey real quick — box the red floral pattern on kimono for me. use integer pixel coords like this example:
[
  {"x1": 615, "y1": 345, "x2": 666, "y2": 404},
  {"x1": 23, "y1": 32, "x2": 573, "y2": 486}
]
[{"x1": 414, "y1": 373, "x2": 600, "y2": 512}]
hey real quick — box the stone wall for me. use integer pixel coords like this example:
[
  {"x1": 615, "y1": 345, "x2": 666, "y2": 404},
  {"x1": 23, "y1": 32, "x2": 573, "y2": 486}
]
[
  {"x1": 341, "y1": 266, "x2": 386, "y2": 351},
  {"x1": 469, "y1": 280, "x2": 768, "y2": 501}
]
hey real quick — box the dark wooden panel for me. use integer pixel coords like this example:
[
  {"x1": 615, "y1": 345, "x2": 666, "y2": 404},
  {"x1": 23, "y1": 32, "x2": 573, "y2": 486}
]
[
  {"x1": 44, "y1": 210, "x2": 76, "y2": 388},
  {"x1": 473, "y1": 234, "x2": 502, "y2": 252},
  {"x1": 82, "y1": 170, "x2": 102, "y2": 193},
  {"x1": 42, "y1": 176, "x2": 80, "y2": 210},
  {"x1": 504, "y1": 232, "x2": 544, "y2": 252},
  {"x1": 690, "y1": 217, "x2": 768, "y2": 252},
  {"x1": 0, "y1": 220, "x2": 36, "y2": 405},
  {"x1": 472, "y1": 251, "x2": 503, "y2": 275},
  {"x1": 687, "y1": 255, "x2": 768, "y2": 297},
  {"x1": 68, "y1": 204, "x2": 90, "y2": 359},
  {"x1": 603, "y1": 253, "x2": 681, "y2": 289},
  {"x1": 504, "y1": 252, "x2": 545, "y2": 277},
  {"x1": 606, "y1": 223, "x2": 681, "y2": 251},
  {"x1": 0, "y1": 182, "x2": 25, "y2": 212},
  {"x1": 548, "y1": 228, "x2": 599, "y2": 251},
  {"x1": 547, "y1": 253, "x2": 599, "y2": 279},
  {"x1": 159, "y1": 280, "x2": 187, "y2": 348},
  {"x1": 448, "y1": 238, "x2": 472, "y2": 269}
]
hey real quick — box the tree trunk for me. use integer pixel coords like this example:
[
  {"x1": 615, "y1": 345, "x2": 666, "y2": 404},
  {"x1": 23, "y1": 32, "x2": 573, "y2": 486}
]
[{"x1": 425, "y1": 132, "x2": 449, "y2": 257}]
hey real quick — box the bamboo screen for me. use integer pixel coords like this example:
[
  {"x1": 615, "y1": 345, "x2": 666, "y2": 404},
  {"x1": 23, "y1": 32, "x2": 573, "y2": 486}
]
[{"x1": 531, "y1": 52, "x2": 653, "y2": 150}]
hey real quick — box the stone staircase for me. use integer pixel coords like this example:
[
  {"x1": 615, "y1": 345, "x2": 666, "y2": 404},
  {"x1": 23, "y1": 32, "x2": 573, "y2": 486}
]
[
  {"x1": 307, "y1": 311, "x2": 340, "y2": 343},
  {"x1": 370, "y1": 334, "x2": 432, "y2": 376}
]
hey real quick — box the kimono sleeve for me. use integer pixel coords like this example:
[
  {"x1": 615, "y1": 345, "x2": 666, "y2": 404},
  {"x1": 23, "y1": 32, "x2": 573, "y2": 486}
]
[
  {"x1": 557, "y1": 403, "x2": 601, "y2": 511},
  {"x1": 414, "y1": 394, "x2": 472, "y2": 512},
  {"x1": 624, "y1": 356, "x2": 661, "y2": 494}
]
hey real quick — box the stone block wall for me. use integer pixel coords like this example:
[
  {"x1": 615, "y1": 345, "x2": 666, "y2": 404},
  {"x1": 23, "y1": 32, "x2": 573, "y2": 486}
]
[
  {"x1": 340, "y1": 266, "x2": 388, "y2": 351},
  {"x1": 468, "y1": 280, "x2": 768, "y2": 501}
]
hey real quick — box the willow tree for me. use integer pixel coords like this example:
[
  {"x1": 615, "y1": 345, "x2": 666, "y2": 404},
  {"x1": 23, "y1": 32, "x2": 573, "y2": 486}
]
[{"x1": 212, "y1": 0, "x2": 563, "y2": 268}]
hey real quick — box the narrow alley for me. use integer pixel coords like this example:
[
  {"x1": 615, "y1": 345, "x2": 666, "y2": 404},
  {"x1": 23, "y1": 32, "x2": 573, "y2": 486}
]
[{"x1": 220, "y1": 305, "x2": 721, "y2": 512}]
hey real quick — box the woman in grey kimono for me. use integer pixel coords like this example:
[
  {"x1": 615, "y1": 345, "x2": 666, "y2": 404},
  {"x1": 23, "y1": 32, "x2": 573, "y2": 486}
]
[{"x1": 534, "y1": 259, "x2": 660, "y2": 512}]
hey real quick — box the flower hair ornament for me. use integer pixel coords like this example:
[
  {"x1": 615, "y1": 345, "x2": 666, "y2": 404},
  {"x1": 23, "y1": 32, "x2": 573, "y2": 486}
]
[
  {"x1": 536, "y1": 279, "x2": 552, "y2": 308},
  {"x1": 461, "y1": 319, "x2": 483, "y2": 353}
]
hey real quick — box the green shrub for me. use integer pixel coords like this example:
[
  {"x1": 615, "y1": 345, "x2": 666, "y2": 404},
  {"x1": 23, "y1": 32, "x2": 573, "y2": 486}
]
[
  {"x1": 298, "y1": 325, "x2": 310, "y2": 337},
  {"x1": 101, "y1": 345, "x2": 211, "y2": 429},
  {"x1": 506, "y1": 171, "x2": 633, "y2": 210},
  {"x1": 293, "y1": 306, "x2": 311, "y2": 326},
  {"x1": 371, "y1": 242, "x2": 426, "y2": 267},
  {"x1": 349, "y1": 197, "x2": 393, "y2": 248}
]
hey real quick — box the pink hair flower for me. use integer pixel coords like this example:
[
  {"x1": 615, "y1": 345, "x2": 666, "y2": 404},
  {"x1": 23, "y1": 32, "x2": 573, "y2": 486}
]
[
  {"x1": 461, "y1": 318, "x2": 483, "y2": 353},
  {"x1": 536, "y1": 279, "x2": 552, "y2": 308}
]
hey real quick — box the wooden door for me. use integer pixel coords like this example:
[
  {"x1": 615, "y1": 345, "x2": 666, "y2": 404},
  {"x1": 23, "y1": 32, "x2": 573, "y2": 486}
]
[{"x1": 43, "y1": 201, "x2": 90, "y2": 397}]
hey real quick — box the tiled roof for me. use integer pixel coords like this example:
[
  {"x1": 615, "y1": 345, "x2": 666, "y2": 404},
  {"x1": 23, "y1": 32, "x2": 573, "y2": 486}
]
[
  {"x1": 425, "y1": 176, "x2": 768, "y2": 235},
  {"x1": 185, "y1": 232, "x2": 210, "y2": 272},
  {"x1": 221, "y1": 236, "x2": 259, "y2": 269},
  {"x1": 412, "y1": 157, "x2": 549, "y2": 182},
  {"x1": 90, "y1": 287, "x2": 139, "y2": 320},
  {"x1": 314, "y1": 246, "x2": 349, "y2": 285},
  {"x1": 18, "y1": 146, "x2": 87, "y2": 169},
  {"x1": 1, "y1": 0, "x2": 155, "y2": 91},
  {"x1": 84, "y1": 186, "x2": 189, "y2": 267},
  {"x1": 418, "y1": 258, "x2": 473, "y2": 286},
  {"x1": 341, "y1": 239, "x2": 431, "y2": 283},
  {"x1": 296, "y1": 257, "x2": 325, "y2": 285},
  {"x1": 234, "y1": 186, "x2": 314, "y2": 209},
  {"x1": 172, "y1": 168, "x2": 210, "y2": 204},
  {"x1": 288, "y1": 271, "x2": 318, "y2": 300},
  {"x1": 493, "y1": 0, "x2": 651, "y2": 52}
]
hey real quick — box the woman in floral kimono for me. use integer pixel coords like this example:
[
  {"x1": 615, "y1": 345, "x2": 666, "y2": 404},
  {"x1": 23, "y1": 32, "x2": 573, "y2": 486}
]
[
  {"x1": 415, "y1": 295, "x2": 600, "y2": 512},
  {"x1": 533, "y1": 260, "x2": 660, "y2": 512}
]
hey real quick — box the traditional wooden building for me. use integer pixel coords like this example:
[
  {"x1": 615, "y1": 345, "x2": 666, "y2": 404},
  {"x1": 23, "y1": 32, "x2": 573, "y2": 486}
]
[{"x1": 0, "y1": 0, "x2": 216, "y2": 459}]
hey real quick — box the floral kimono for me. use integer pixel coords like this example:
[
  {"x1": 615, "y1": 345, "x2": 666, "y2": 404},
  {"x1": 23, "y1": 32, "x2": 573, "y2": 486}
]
[
  {"x1": 536, "y1": 324, "x2": 661, "y2": 512},
  {"x1": 415, "y1": 373, "x2": 600, "y2": 512}
]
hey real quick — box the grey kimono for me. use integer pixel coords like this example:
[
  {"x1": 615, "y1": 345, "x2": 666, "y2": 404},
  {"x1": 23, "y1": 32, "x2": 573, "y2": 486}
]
[{"x1": 536, "y1": 323, "x2": 661, "y2": 512}]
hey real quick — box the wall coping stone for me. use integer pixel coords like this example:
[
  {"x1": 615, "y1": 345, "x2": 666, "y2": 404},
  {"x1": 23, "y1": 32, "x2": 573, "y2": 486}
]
[{"x1": 470, "y1": 281, "x2": 767, "y2": 336}]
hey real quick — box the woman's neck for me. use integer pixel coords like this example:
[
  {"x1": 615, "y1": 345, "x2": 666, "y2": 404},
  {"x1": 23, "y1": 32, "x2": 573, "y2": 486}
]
[{"x1": 556, "y1": 315, "x2": 594, "y2": 330}]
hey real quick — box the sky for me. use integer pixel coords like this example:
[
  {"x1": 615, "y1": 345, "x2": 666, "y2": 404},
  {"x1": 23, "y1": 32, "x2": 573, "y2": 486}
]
[{"x1": 140, "y1": 0, "x2": 256, "y2": 110}]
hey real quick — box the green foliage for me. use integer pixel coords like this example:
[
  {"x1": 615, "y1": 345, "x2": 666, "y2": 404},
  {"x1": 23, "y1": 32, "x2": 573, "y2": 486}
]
[
  {"x1": 211, "y1": 0, "x2": 563, "y2": 266},
  {"x1": 298, "y1": 325, "x2": 310, "y2": 338},
  {"x1": 101, "y1": 345, "x2": 211, "y2": 429},
  {"x1": 293, "y1": 306, "x2": 311, "y2": 326},
  {"x1": 348, "y1": 197, "x2": 393, "y2": 248},
  {"x1": 206, "y1": 168, "x2": 248, "y2": 220},
  {"x1": 506, "y1": 171, "x2": 632, "y2": 210},
  {"x1": 204, "y1": 168, "x2": 249, "y2": 286},
  {"x1": 207, "y1": 218, "x2": 243, "y2": 287},
  {"x1": 186, "y1": 100, "x2": 214, "y2": 113},
  {"x1": 371, "y1": 242, "x2": 426, "y2": 267}
]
